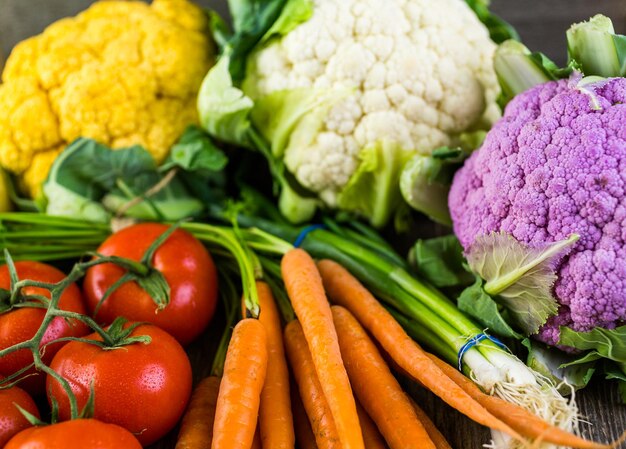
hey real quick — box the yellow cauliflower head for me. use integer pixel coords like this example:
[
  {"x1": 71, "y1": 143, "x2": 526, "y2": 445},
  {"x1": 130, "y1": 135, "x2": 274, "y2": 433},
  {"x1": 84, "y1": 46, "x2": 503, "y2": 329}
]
[{"x1": 0, "y1": 0, "x2": 214, "y2": 196}]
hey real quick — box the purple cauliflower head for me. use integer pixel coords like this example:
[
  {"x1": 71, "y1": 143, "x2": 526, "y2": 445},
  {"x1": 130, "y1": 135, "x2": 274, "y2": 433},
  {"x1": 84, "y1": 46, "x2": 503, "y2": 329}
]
[{"x1": 449, "y1": 77, "x2": 626, "y2": 346}]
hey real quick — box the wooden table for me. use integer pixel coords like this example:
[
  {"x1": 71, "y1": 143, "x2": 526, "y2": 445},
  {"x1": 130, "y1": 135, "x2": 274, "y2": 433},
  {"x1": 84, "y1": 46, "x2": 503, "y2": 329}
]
[{"x1": 2, "y1": 1, "x2": 625, "y2": 447}]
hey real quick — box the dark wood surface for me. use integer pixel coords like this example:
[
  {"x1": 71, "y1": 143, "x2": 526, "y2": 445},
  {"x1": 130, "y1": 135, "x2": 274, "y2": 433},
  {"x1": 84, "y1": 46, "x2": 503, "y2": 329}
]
[{"x1": 1, "y1": 0, "x2": 625, "y2": 447}]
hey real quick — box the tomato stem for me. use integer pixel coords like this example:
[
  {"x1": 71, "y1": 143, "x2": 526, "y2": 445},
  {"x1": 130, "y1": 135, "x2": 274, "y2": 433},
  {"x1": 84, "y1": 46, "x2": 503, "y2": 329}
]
[{"x1": 0, "y1": 252, "x2": 160, "y2": 419}]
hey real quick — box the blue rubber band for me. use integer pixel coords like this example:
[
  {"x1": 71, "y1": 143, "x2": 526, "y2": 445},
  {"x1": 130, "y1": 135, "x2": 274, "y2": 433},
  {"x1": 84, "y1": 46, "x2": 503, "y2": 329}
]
[
  {"x1": 457, "y1": 333, "x2": 510, "y2": 371},
  {"x1": 293, "y1": 224, "x2": 327, "y2": 247}
]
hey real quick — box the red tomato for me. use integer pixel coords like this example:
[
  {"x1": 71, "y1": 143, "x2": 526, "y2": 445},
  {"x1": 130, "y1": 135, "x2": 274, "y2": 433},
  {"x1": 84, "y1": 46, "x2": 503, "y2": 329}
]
[
  {"x1": 47, "y1": 323, "x2": 192, "y2": 446},
  {"x1": 4, "y1": 419, "x2": 142, "y2": 449},
  {"x1": 0, "y1": 261, "x2": 89, "y2": 395},
  {"x1": 83, "y1": 223, "x2": 218, "y2": 345},
  {"x1": 0, "y1": 380, "x2": 40, "y2": 447}
]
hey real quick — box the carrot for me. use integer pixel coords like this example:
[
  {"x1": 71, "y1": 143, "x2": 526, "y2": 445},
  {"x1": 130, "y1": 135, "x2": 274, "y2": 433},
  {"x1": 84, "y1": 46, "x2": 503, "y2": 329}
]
[
  {"x1": 284, "y1": 320, "x2": 341, "y2": 449},
  {"x1": 254, "y1": 281, "x2": 295, "y2": 449},
  {"x1": 355, "y1": 401, "x2": 388, "y2": 449},
  {"x1": 426, "y1": 352, "x2": 621, "y2": 449},
  {"x1": 211, "y1": 319, "x2": 268, "y2": 449},
  {"x1": 175, "y1": 376, "x2": 221, "y2": 449},
  {"x1": 282, "y1": 249, "x2": 364, "y2": 449},
  {"x1": 332, "y1": 305, "x2": 436, "y2": 449},
  {"x1": 407, "y1": 398, "x2": 452, "y2": 449},
  {"x1": 251, "y1": 425, "x2": 261, "y2": 449},
  {"x1": 291, "y1": 383, "x2": 319, "y2": 449},
  {"x1": 177, "y1": 274, "x2": 239, "y2": 449},
  {"x1": 317, "y1": 259, "x2": 522, "y2": 441}
]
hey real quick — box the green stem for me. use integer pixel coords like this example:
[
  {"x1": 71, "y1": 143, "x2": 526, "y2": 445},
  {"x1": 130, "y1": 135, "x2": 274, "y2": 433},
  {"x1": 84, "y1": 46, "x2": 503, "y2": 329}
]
[
  {"x1": 51, "y1": 310, "x2": 115, "y2": 347},
  {"x1": 0, "y1": 253, "x2": 163, "y2": 419},
  {"x1": 182, "y1": 223, "x2": 260, "y2": 318},
  {"x1": 0, "y1": 213, "x2": 110, "y2": 230},
  {"x1": 258, "y1": 255, "x2": 295, "y2": 323},
  {"x1": 390, "y1": 309, "x2": 457, "y2": 364},
  {"x1": 210, "y1": 273, "x2": 239, "y2": 377},
  {"x1": 567, "y1": 14, "x2": 626, "y2": 77},
  {"x1": 484, "y1": 233, "x2": 579, "y2": 295}
]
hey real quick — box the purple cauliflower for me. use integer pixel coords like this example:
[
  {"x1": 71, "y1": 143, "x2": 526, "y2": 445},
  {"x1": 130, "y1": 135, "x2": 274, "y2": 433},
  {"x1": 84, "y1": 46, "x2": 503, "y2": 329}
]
[{"x1": 449, "y1": 77, "x2": 626, "y2": 346}]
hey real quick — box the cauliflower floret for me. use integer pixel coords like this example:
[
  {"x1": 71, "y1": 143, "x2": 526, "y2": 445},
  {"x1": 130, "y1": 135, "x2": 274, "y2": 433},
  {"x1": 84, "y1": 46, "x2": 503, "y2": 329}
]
[
  {"x1": 449, "y1": 77, "x2": 626, "y2": 345},
  {"x1": 0, "y1": 0, "x2": 214, "y2": 196},
  {"x1": 244, "y1": 0, "x2": 499, "y2": 210}
]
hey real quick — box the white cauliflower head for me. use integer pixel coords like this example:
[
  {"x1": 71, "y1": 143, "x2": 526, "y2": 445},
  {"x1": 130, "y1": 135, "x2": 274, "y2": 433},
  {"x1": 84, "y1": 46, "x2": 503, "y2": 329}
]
[{"x1": 200, "y1": 0, "x2": 501, "y2": 226}]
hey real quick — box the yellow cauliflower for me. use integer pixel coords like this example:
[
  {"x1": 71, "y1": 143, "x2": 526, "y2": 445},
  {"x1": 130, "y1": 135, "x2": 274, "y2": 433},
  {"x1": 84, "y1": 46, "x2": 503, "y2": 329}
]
[{"x1": 0, "y1": 0, "x2": 214, "y2": 197}]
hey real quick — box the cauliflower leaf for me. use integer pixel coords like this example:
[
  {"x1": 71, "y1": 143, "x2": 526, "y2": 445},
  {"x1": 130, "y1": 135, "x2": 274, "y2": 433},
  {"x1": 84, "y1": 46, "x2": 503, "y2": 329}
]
[
  {"x1": 409, "y1": 234, "x2": 473, "y2": 288},
  {"x1": 464, "y1": 0, "x2": 519, "y2": 44},
  {"x1": 466, "y1": 232, "x2": 579, "y2": 335},
  {"x1": 457, "y1": 277, "x2": 523, "y2": 339},
  {"x1": 198, "y1": 55, "x2": 255, "y2": 148},
  {"x1": 522, "y1": 339, "x2": 596, "y2": 394},
  {"x1": 559, "y1": 325, "x2": 626, "y2": 364},
  {"x1": 200, "y1": 0, "x2": 504, "y2": 227},
  {"x1": 337, "y1": 141, "x2": 413, "y2": 228},
  {"x1": 226, "y1": 0, "x2": 312, "y2": 82},
  {"x1": 400, "y1": 152, "x2": 457, "y2": 226}
]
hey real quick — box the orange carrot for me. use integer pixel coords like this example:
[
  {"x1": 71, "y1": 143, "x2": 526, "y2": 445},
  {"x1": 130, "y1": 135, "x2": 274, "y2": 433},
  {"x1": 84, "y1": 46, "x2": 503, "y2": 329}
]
[
  {"x1": 175, "y1": 376, "x2": 221, "y2": 449},
  {"x1": 332, "y1": 305, "x2": 436, "y2": 449},
  {"x1": 427, "y1": 352, "x2": 620, "y2": 449},
  {"x1": 317, "y1": 259, "x2": 521, "y2": 440},
  {"x1": 251, "y1": 425, "x2": 261, "y2": 449},
  {"x1": 211, "y1": 319, "x2": 268, "y2": 449},
  {"x1": 291, "y1": 383, "x2": 319, "y2": 449},
  {"x1": 407, "y1": 398, "x2": 452, "y2": 449},
  {"x1": 284, "y1": 320, "x2": 341, "y2": 449},
  {"x1": 255, "y1": 281, "x2": 295, "y2": 449},
  {"x1": 282, "y1": 249, "x2": 363, "y2": 449},
  {"x1": 355, "y1": 401, "x2": 388, "y2": 449}
]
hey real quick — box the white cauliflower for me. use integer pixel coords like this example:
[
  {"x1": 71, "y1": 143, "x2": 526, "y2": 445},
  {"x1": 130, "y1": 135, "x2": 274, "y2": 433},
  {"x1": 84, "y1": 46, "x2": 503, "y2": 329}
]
[{"x1": 199, "y1": 0, "x2": 502, "y2": 226}]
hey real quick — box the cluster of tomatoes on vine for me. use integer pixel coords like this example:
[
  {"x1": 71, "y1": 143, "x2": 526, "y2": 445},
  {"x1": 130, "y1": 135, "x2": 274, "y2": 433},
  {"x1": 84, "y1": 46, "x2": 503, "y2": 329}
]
[{"x1": 0, "y1": 223, "x2": 220, "y2": 448}]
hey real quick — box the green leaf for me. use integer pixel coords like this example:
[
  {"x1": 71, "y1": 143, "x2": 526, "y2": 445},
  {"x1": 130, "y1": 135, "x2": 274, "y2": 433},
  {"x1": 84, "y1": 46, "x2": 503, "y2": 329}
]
[
  {"x1": 466, "y1": 232, "x2": 579, "y2": 335},
  {"x1": 225, "y1": 0, "x2": 312, "y2": 82},
  {"x1": 560, "y1": 350, "x2": 604, "y2": 367},
  {"x1": 522, "y1": 339, "x2": 595, "y2": 394},
  {"x1": 464, "y1": 0, "x2": 519, "y2": 44},
  {"x1": 258, "y1": 0, "x2": 313, "y2": 45},
  {"x1": 603, "y1": 363, "x2": 626, "y2": 403},
  {"x1": 400, "y1": 153, "x2": 454, "y2": 226},
  {"x1": 409, "y1": 235, "x2": 473, "y2": 288},
  {"x1": 43, "y1": 138, "x2": 204, "y2": 222},
  {"x1": 337, "y1": 140, "x2": 413, "y2": 228},
  {"x1": 457, "y1": 278, "x2": 523, "y2": 339},
  {"x1": 102, "y1": 174, "x2": 204, "y2": 221},
  {"x1": 47, "y1": 138, "x2": 156, "y2": 196},
  {"x1": 277, "y1": 181, "x2": 318, "y2": 224},
  {"x1": 226, "y1": 0, "x2": 287, "y2": 81},
  {"x1": 605, "y1": 363, "x2": 626, "y2": 381},
  {"x1": 198, "y1": 54, "x2": 256, "y2": 148},
  {"x1": 559, "y1": 325, "x2": 626, "y2": 364},
  {"x1": 161, "y1": 126, "x2": 227, "y2": 173},
  {"x1": 248, "y1": 87, "x2": 346, "y2": 158}
]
